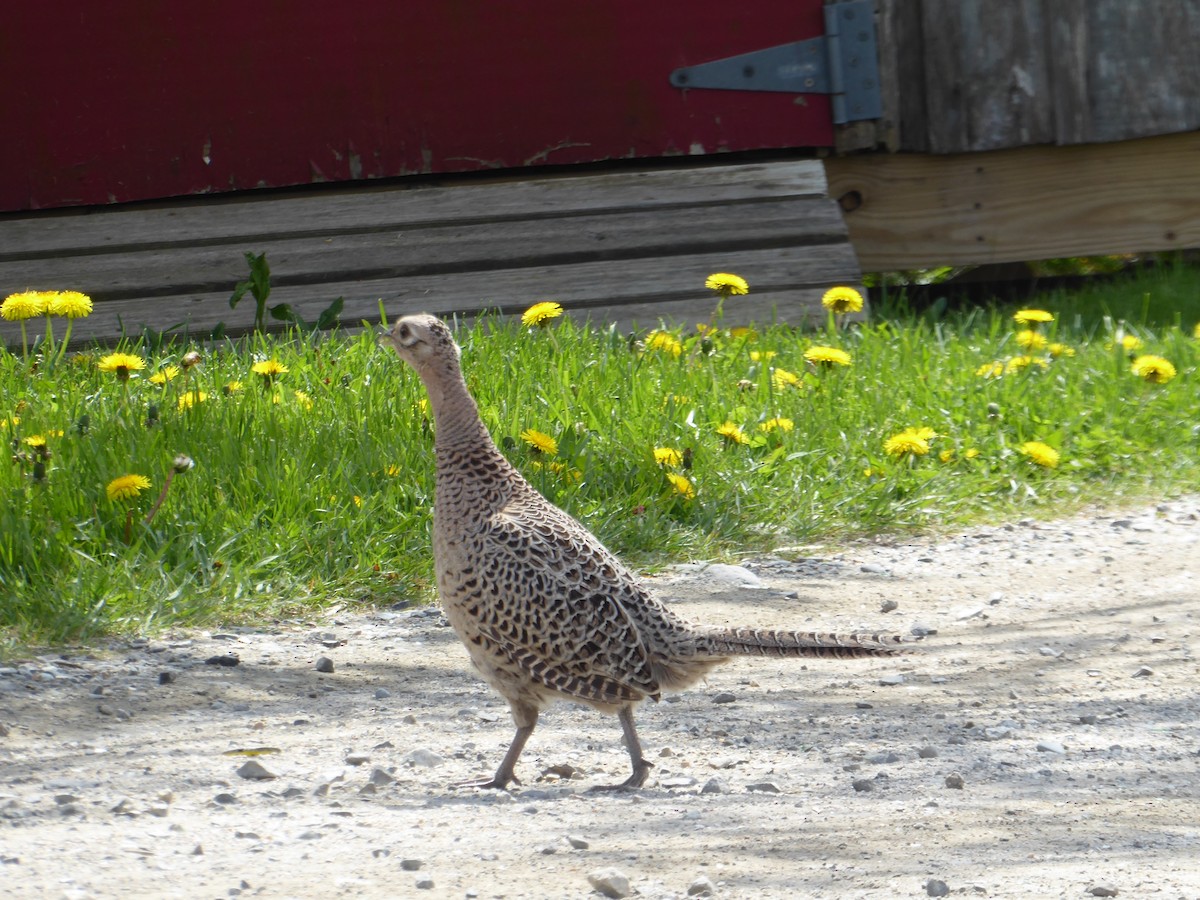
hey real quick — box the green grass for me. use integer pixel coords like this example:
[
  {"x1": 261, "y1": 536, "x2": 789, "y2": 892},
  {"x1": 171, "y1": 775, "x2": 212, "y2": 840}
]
[{"x1": 3, "y1": 262, "x2": 1200, "y2": 648}]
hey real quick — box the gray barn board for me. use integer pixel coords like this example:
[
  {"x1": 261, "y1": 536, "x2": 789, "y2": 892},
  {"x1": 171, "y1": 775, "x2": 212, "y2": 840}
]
[
  {"x1": 0, "y1": 160, "x2": 859, "y2": 349},
  {"x1": 870, "y1": 0, "x2": 1200, "y2": 154}
]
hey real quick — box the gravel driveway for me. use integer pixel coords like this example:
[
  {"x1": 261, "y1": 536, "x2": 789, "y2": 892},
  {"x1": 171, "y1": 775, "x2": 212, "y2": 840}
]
[{"x1": 3, "y1": 498, "x2": 1198, "y2": 899}]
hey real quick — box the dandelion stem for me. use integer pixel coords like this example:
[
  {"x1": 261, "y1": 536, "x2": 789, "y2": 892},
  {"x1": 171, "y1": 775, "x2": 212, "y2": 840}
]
[
  {"x1": 124, "y1": 508, "x2": 133, "y2": 544},
  {"x1": 144, "y1": 469, "x2": 176, "y2": 526}
]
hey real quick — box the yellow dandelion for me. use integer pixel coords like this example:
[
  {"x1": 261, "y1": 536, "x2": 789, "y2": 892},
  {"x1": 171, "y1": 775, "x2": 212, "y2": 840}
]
[
  {"x1": 821, "y1": 286, "x2": 864, "y2": 314},
  {"x1": 1, "y1": 415, "x2": 20, "y2": 428},
  {"x1": 521, "y1": 301, "x2": 564, "y2": 328},
  {"x1": 964, "y1": 448, "x2": 980, "y2": 459},
  {"x1": 654, "y1": 447, "x2": 683, "y2": 467},
  {"x1": 106, "y1": 473, "x2": 152, "y2": 502},
  {"x1": 177, "y1": 390, "x2": 209, "y2": 410},
  {"x1": 644, "y1": 331, "x2": 683, "y2": 358},
  {"x1": 758, "y1": 417, "x2": 794, "y2": 433},
  {"x1": 223, "y1": 380, "x2": 244, "y2": 395},
  {"x1": 716, "y1": 421, "x2": 749, "y2": 445},
  {"x1": 48, "y1": 291, "x2": 93, "y2": 318},
  {"x1": 251, "y1": 359, "x2": 289, "y2": 378},
  {"x1": 293, "y1": 389, "x2": 314, "y2": 409},
  {"x1": 705, "y1": 272, "x2": 749, "y2": 297},
  {"x1": 149, "y1": 365, "x2": 180, "y2": 385},
  {"x1": 1005, "y1": 355, "x2": 1049, "y2": 373},
  {"x1": 1048, "y1": 342, "x2": 1075, "y2": 358},
  {"x1": 976, "y1": 361, "x2": 1004, "y2": 378},
  {"x1": 728, "y1": 326, "x2": 757, "y2": 341},
  {"x1": 549, "y1": 461, "x2": 583, "y2": 483},
  {"x1": 750, "y1": 350, "x2": 777, "y2": 362},
  {"x1": 1, "y1": 291, "x2": 49, "y2": 320},
  {"x1": 1131, "y1": 354, "x2": 1176, "y2": 384},
  {"x1": 1013, "y1": 309, "x2": 1054, "y2": 325},
  {"x1": 385, "y1": 464, "x2": 402, "y2": 477},
  {"x1": 666, "y1": 472, "x2": 695, "y2": 500},
  {"x1": 1107, "y1": 334, "x2": 1144, "y2": 352},
  {"x1": 883, "y1": 428, "x2": 932, "y2": 457},
  {"x1": 1015, "y1": 330, "x2": 1047, "y2": 350},
  {"x1": 863, "y1": 466, "x2": 887, "y2": 479},
  {"x1": 22, "y1": 435, "x2": 48, "y2": 449},
  {"x1": 938, "y1": 449, "x2": 955, "y2": 463},
  {"x1": 1019, "y1": 441, "x2": 1060, "y2": 468},
  {"x1": 352, "y1": 495, "x2": 363, "y2": 508},
  {"x1": 804, "y1": 346, "x2": 852, "y2": 367},
  {"x1": 97, "y1": 352, "x2": 145, "y2": 381},
  {"x1": 771, "y1": 368, "x2": 802, "y2": 390},
  {"x1": 520, "y1": 428, "x2": 558, "y2": 456}
]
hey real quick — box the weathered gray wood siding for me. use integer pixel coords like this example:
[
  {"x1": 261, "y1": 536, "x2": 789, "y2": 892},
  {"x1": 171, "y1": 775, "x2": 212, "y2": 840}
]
[{"x1": 877, "y1": 0, "x2": 1200, "y2": 153}]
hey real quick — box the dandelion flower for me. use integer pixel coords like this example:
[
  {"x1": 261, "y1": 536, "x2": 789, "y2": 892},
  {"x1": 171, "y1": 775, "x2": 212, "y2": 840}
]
[
  {"x1": 654, "y1": 447, "x2": 683, "y2": 467},
  {"x1": 48, "y1": 291, "x2": 92, "y2": 318},
  {"x1": 705, "y1": 272, "x2": 749, "y2": 297},
  {"x1": 821, "y1": 286, "x2": 864, "y2": 314},
  {"x1": 223, "y1": 380, "x2": 244, "y2": 395},
  {"x1": 716, "y1": 421, "x2": 749, "y2": 445},
  {"x1": 352, "y1": 495, "x2": 363, "y2": 508},
  {"x1": 1013, "y1": 309, "x2": 1054, "y2": 325},
  {"x1": 771, "y1": 368, "x2": 802, "y2": 390},
  {"x1": 644, "y1": 331, "x2": 683, "y2": 358},
  {"x1": 883, "y1": 428, "x2": 932, "y2": 457},
  {"x1": 1019, "y1": 441, "x2": 1060, "y2": 468},
  {"x1": 22, "y1": 435, "x2": 48, "y2": 449},
  {"x1": 750, "y1": 350, "x2": 777, "y2": 362},
  {"x1": 804, "y1": 346, "x2": 852, "y2": 367},
  {"x1": 728, "y1": 326, "x2": 757, "y2": 341},
  {"x1": 1005, "y1": 355, "x2": 1048, "y2": 373},
  {"x1": 549, "y1": 461, "x2": 583, "y2": 483},
  {"x1": 964, "y1": 448, "x2": 980, "y2": 459},
  {"x1": 976, "y1": 361, "x2": 1004, "y2": 379},
  {"x1": 1131, "y1": 354, "x2": 1176, "y2": 384},
  {"x1": 521, "y1": 301, "x2": 564, "y2": 328},
  {"x1": 293, "y1": 389, "x2": 314, "y2": 409},
  {"x1": 863, "y1": 466, "x2": 886, "y2": 479},
  {"x1": 1107, "y1": 334, "x2": 1144, "y2": 352},
  {"x1": 1015, "y1": 329, "x2": 1047, "y2": 350},
  {"x1": 938, "y1": 449, "x2": 955, "y2": 463},
  {"x1": 1048, "y1": 342, "x2": 1075, "y2": 358},
  {"x1": 106, "y1": 473, "x2": 151, "y2": 502},
  {"x1": 252, "y1": 359, "x2": 289, "y2": 380},
  {"x1": 1, "y1": 291, "x2": 49, "y2": 320},
  {"x1": 520, "y1": 428, "x2": 558, "y2": 456},
  {"x1": 662, "y1": 393, "x2": 691, "y2": 408},
  {"x1": 149, "y1": 366, "x2": 180, "y2": 385},
  {"x1": 385, "y1": 464, "x2": 402, "y2": 477},
  {"x1": 758, "y1": 417, "x2": 794, "y2": 433},
  {"x1": 177, "y1": 391, "x2": 209, "y2": 410},
  {"x1": 666, "y1": 472, "x2": 695, "y2": 499},
  {"x1": 97, "y1": 352, "x2": 145, "y2": 381}
]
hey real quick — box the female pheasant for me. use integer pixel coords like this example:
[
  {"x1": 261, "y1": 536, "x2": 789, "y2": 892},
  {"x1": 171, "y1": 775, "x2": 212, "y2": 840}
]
[{"x1": 381, "y1": 313, "x2": 909, "y2": 790}]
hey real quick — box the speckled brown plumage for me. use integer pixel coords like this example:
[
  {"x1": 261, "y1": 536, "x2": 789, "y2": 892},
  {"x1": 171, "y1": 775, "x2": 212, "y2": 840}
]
[{"x1": 381, "y1": 313, "x2": 910, "y2": 790}]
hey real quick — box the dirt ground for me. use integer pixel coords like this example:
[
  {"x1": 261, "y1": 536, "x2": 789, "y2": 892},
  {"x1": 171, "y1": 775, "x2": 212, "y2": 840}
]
[{"x1": 2, "y1": 497, "x2": 1198, "y2": 900}]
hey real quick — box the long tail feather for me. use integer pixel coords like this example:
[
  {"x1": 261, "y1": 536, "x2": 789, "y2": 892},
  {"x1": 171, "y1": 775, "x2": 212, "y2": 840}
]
[{"x1": 695, "y1": 626, "x2": 912, "y2": 659}]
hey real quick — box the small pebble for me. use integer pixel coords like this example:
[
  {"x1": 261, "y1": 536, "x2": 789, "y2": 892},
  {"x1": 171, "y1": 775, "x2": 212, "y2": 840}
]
[
  {"x1": 204, "y1": 655, "x2": 240, "y2": 667},
  {"x1": 917, "y1": 746, "x2": 939, "y2": 759},
  {"x1": 1132, "y1": 666, "x2": 1153, "y2": 678},
  {"x1": 566, "y1": 835, "x2": 589, "y2": 850},
  {"x1": 374, "y1": 688, "x2": 391, "y2": 700},
  {"x1": 880, "y1": 599, "x2": 898, "y2": 613},
  {"x1": 701, "y1": 778, "x2": 727, "y2": 795},
  {"x1": 404, "y1": 748, "x2": 445, "y2": 768},
  {"x1": 415, "y1": 877, "x2": 434, "y2": 890},
  {"x1": 157, "y1": 672, "x2": 175, "y2": 685},
  {"x1": 851, "y1": 779, "x2": 875, "y2": 792},
  {"x1": 587, "y1": 867, "x2": 631, "y2": 899},
  {"x1": 926, "y1": 878, "x2": 950, "y2": 897},
  {"x1": 1088, "y1": 886, "x2": 1119, "y2": 897},
  {"x1": 1036, "y1": 740, "x2": 1066, "y2": 754},
  {"x1": 400, "y1": 858, "x2": 423, "y2": 871},
  {"x1": 746, "y1": 782, "x2": 780, "y2": 794},
  {"x1": 711, "y1": 692, "x2": 737, "y2": 704},
  {"x1": 235, "y1": 760, "x2": 277, "y2": 781},
  {"x1": 945, "y1": 774, "x2": 965, "y2": 789},
  {"x1": 878, "y1": 674, "x2": 905, "y2": 686},
  {"x1": 687, "y1": 875, "x2": 716, "y2": 897},
  {"x1": 315, "y1": 657, "x2": 335, "y2": 674}
]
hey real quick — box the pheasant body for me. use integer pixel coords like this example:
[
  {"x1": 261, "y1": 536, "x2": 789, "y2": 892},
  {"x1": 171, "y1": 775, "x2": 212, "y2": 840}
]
[{"x1": 382, "y1": 314, "x2": 909, "y2": 789}]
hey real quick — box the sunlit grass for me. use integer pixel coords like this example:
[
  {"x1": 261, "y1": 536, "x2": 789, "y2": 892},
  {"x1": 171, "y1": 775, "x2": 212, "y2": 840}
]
[{"x1": 3, "y1": 264, "x2": 1200, "y2": 647}]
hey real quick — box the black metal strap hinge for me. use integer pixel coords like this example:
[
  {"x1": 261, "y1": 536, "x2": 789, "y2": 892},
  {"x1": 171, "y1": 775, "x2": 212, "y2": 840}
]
[{"x1": 668, "y1": 0, "x2": 882, "y2": 125}]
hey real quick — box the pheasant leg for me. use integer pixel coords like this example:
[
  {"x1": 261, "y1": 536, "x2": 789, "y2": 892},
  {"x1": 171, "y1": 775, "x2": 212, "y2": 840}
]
[
  {"x1": 457, "y1": 703, "x2": 537, "y2": 790},
  {"x1": 590, "y1": 705, "x2": 653, "y2": 791}
]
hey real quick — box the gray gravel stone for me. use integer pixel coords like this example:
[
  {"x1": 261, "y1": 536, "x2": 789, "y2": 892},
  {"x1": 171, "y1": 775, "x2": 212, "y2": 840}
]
[
  {"x1": 400, "y1": 858, "x2": 423, "y2": 871},
  {"x1": 926, "y1": 878, "x2": 950, "y2": 897},
  {"x1": 688, "y1": 875, "x2": 716, "y2": 896},
  {"x1": 1088, "y1": 885, "x2": 1119, "y2": 897},
  {"x1": 314, "y1": 656, "x2": 335, "y2": 674},
  {"x1": 235, "y1": 760, "x2": 277, "y2": 780},
  {"x1": 945, "y1": 774, "x2": 965, "y2": 789},
  {"x1": 1036, "y1": 740, "x2": 1066, "y2": 754},
  {"x1": 587, "y1": 867, "x2": 631, "y2": 899},
  {"x1": 711, "y1": 692, "x2": 737, "y2": 704},
  {"x1": 566, "y1": 834, "x2": 589, "y2": 850}
]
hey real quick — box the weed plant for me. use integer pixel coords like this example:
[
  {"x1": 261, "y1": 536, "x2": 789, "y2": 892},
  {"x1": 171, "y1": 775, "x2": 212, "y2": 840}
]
[{"x1": 2, "y1": 264, "x2": 1199, "y2": 646}]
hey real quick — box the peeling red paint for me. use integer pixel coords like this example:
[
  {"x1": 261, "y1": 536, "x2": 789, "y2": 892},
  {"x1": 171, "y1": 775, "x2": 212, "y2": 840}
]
[{"x1": 0, "y1": 2, "x2": 833, "y2": 211}]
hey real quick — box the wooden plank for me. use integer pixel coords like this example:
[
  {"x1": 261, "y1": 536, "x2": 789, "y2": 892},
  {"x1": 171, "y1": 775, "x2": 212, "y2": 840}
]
[
  {"x1": 824, "y1": 131, "x2": 1200, "y2": 270},
  {"x1": 1050, "y1": 0, "x2": 1200, "y2": 145},
  {"x1": 0, "y1": 161, "x2": 830, "y2": 258},
  {"x1": 870, "y1": 0, "x2": 927, "y2": 153},
  {"x1": 1, "y1": 243, "x2": 860, "y2": 347},
  {"x1": 0, "y1": 199, "x2": 847, "y2": 299}
]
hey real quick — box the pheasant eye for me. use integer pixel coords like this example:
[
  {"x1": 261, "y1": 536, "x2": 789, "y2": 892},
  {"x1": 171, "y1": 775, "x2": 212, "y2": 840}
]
[{"x1": 397, "y1": 323, "x2": 411, "y2": 341}]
